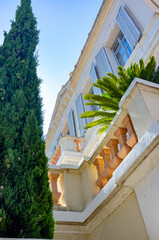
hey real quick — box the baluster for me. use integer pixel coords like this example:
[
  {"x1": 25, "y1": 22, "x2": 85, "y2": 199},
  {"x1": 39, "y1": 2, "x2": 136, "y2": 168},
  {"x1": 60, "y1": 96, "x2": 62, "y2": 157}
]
[
  {"x1": 57, "y1": 145, "x2": 61, "y2": 158},
  {"x1": 100, "y1": 149, "x2": 114, "y2": 179},
  {"x1": 114, "y1": 127, "x2": 131, "y2": 159},
  {"x1": 106, "y1": 139, "x2": 122, "y2": 169},
  {"x1": 122, "y1": 115, "x2": 138, "y2": 148},
  {"x1": 74, "y1": 139, "x2": 81, "y2": 152},
  {"x1": 51, "y1": 145, "x2": 61, "y2": 165},
  {"x1": 49, "y1": 173, "x2": 61, "y2": 206},
  {"x1": 93, "y1": 157, "x2": 107, "y2": 189}
]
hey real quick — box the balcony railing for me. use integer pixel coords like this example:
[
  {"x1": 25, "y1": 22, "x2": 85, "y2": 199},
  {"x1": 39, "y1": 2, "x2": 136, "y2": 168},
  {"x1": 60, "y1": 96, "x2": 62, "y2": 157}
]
[
  {"x1": 48, "y1": 79, "x2": 159, "y2": 211},
  {"x1": 50, "y1": 136, "x2": 86, "y2": 165}
]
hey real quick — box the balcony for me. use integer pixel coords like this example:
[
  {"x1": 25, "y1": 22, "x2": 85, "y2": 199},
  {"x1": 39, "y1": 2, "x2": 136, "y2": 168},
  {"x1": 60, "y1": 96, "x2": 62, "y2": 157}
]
[
  {"x1": 48, "y1": 78, "x2": 159, "y2": 214},
  {"x1": 49, "y1": 136, "x2": 86, "y2": 166}
]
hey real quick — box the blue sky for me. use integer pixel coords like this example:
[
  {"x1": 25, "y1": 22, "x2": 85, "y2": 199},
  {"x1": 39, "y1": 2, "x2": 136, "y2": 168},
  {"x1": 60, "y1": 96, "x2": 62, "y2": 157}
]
[{"x1": 0, "y1": 0, "x2": 103, "y2": 135}]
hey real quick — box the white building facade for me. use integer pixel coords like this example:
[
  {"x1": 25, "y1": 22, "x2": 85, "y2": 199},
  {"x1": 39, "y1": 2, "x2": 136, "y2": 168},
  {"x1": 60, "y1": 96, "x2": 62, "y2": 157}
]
[{"x1": 46, "y1": 0, "x2": 159, "y2": 239}]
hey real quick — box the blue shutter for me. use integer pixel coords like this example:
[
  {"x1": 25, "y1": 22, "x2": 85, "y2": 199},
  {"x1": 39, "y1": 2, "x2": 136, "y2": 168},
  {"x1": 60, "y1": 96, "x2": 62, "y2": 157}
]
[
  {"x1": 57, "y1": 132, "x2": 62, "y2": 145},
  {"x1": 75, "y1": 93, "x2": 87, "y2": 137},
  {"x1": 95, "y1": 47, "x2": 113, "y2": 78},
  {"x1": 90, "y1": 62, "x2": 102, "y2": 95},
  {"x1": 116, "y1": 6, "x2": 140, "y2": 50},
  {"x1": 52, "y1": 145, "x2": 56, "y2": 155},
  {"x1": 68, "y1": 109, "x2": 76, "y2": 137}
]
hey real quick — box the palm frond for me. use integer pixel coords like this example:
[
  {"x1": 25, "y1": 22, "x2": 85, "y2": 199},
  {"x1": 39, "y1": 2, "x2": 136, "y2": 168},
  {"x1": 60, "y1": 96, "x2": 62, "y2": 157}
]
[
  {"x1": 133, "y1": 63, "x2": 140, "y2": 77},
  {"x1": 84, "y1": 118, "x2": 113, "y2": 129},
  {"x1": 101, "y1": 77, "x2": 123, "y2": 98},
  {"x1": 141, "y1": 56, "x2": 156, "y2": 80},
  {"x1": 118, "y1": 65, "x2": 132, "y2": 87},
  {"x1": 97, "y1": 124, "x2": 111, "y2": 134},
  {"x1": 83, "y1": 94, "x2": 119, "y2": 110},
  {"x1": 84, "y1": 101, "x2": 119, "y2": 111},
  {"x1": 80, "y1": 56, "x2": 158, "y2": 134},
  {"x1": 126, "y1": 65, "x2": 135, "y2": 81},
  {"x1": 83, "y1": 94, "x2": 117, "y2": 104},
  {"x1": 151, "y1": 66, "x2": 159, "y2": 83},
  {"x1": 80, "y1": 111, "x2": 116, "y2": 119},
  {"x1": 107, "y1": 72, "x2": 127, "y2": 92},
  {"x1": 139, "y1": 58, "x2": 144, "y2": 72}
]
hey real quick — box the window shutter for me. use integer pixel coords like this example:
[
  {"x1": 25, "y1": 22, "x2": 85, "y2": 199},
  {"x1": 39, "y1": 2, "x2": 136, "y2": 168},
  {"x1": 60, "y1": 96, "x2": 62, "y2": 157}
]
[
  {"x1": 90, "y1": 62, "x2": 102, "y2": 95},
  {"x1": 57, "y1": 132, "x2": 62, "y2": 145},
  {"x1": 75, "y1": 93, "x2": 87, "y2": 137},
  {"x1": 95, "y1": 47, "x2": 113, "y2": 79},
  {"x1": 52, "y1": 145, "x2": 56, "y2": 155},
  {"x1": 116, "y1": 6, "x2": 140, "y2": 50},
  {"x1": 68, "y1": 109, "x2": 76, "y2": 137}
]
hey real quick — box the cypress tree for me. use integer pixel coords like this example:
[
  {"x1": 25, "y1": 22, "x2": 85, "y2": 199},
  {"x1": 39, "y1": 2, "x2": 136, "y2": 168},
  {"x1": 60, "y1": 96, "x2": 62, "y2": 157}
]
[{"x1": 0, "y1": 0, "x2": 54, "y2": 238}]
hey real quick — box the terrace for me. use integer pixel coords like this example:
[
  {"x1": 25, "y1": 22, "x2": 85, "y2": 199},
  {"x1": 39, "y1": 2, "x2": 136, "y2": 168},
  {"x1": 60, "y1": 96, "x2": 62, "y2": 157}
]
[{"x1": 48, "y1": 78, "x2": 159, "y2": 224}]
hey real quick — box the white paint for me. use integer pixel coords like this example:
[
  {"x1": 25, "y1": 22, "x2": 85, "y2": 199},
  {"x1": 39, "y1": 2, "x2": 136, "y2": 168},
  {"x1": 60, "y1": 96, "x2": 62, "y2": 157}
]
[
  {"x1": 135, "y1": 164, "x2": 159, "y2": 240},
  {"x1": 54, "y1": 177, "x2": 116, "y2": 222},
  {"x1": 58, "y1": 151, "x2": 83, "y2": 165},
  {"x1": 54, "y1": 121, "x2": 159, "y2": 224},
  {"x1": 119, "y1": 78, "x2": 159, "y2": 108}
]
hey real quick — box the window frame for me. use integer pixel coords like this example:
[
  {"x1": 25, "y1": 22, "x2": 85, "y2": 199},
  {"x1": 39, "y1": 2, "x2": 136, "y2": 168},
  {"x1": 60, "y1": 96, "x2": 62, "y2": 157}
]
[{"x1": 112, "y1": 30, "x2": 133, "y2": 66}]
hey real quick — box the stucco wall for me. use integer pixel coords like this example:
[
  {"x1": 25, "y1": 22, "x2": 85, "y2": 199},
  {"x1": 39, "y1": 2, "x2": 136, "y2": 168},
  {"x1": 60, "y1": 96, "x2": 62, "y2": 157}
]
[
  {"x1": 87, "y1": 192, "x2": 149, "y2": 240},
  {"x1": 54, "y1": 234, "x2": 88, "y2": 240},
  {"x1": 124, "y1": 0, "x2": 154, "y2": 32},
  {"x1": 63, "y1": 172, "x2": 84, "y2": 211},
  {"x1": 135, "y1": 163, "x2": 159, "y2": 240}
]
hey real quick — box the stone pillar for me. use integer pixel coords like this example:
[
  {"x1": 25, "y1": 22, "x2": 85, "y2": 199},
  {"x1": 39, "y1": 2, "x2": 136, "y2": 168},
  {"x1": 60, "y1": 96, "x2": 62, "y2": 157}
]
[
  {"x1": 63, "y1": 171, "x2": 84, "y2": 211},
  {"x1": 100, "y1": 149, "x2": 114, "y2": 179},
  {"x1": 106, "y1": 139, "x2": 122, "y2": 169},
  {"x1": 58, "y1": 174, "x2": 66, "y2": 206},
  {"x1": 114, "y1": 127, "x2": 131, "y2": 159},
  {"x1": 49, "y1": 173, "x2": 61, "y2": 206},
  {"x1": 93, "y1": 157, "x2": 107, "y2": 189},
  {"x1": 122, "y1": 115, "x2": 138, "y2": 148}
]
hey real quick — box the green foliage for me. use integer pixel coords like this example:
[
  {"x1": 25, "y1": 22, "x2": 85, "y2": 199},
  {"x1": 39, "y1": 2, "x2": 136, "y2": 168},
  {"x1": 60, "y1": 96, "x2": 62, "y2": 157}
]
[
  {"x1": 0, "y1": 0, "x2": 54, "y2": 238},
  {"x1": 80, "y1": 56, "x2": 159, "y2": 134}
]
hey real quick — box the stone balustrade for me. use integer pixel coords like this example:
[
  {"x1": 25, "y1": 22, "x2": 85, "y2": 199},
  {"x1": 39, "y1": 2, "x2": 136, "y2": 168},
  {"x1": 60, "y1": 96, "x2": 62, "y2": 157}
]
[
  {"x1": 93, "y1": 114, "x2": 138, "y2": 190},
  {"x1": 100, "y1": 149, "x2": 114, "y2": 180},
  {"x1": 122, "y1": 114, "x2": 138, "y2": 148},
  {"x1": 51, "y1": 145, "x2": 61, "y2": 165},
  {"x1": 74, "y1": 139, "x2": 82, "y2": 152},
  {"x1": 48, "y1": 79, "x2": 159, "y2": 209},
  {"x1": 93, "y1": 157, "x2": 107, "y2": 189},
  {"x1": 50, "y1": 136, "x2": 85, "y2": 166},
  {"x1": 50, "y1": 114, "x2": 138, "y2": 206},
  {"x1": 49, "y1": 173, "x2": 61, "y2": 206}
]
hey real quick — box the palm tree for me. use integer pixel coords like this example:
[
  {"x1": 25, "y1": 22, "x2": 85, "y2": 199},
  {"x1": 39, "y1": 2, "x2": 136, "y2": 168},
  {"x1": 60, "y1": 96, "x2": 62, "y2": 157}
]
[{"x1": 80, "y1": 56, "x2": 159, "y2": 134}]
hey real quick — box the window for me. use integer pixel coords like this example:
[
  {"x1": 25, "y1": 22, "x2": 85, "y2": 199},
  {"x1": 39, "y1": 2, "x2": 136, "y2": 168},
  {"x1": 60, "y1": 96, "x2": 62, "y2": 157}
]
[
  {"x1": 52, "y1": 145, "x2": 56, "y2": 155},
  {"x1": 75, "y1": 93, "x2": 87, "y2": 137},
  {"x1": 68, "y1": 109, "x2": 76, "y2": 137},
  {"x1": 90, "y1": 62, "x2": 102, "y2": 95},
  {"x1": 112, "y1": 31, "x2": 132, "y2": 66},
  {"x1": 112, "y1": 5, "x2": 140, "y2": 66},
  {"x1": 57, "y1": 132, "x2": 62, "y2": 145},
  {"x1": 95, "y1": 47, "x2": 113, "y2": 78},
  {"x1": 89, "y1": 87, "x2": 99, "y2": 111},
  {"x1": 90, "y1": 47, "x2": 113, "y2": 96}
]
